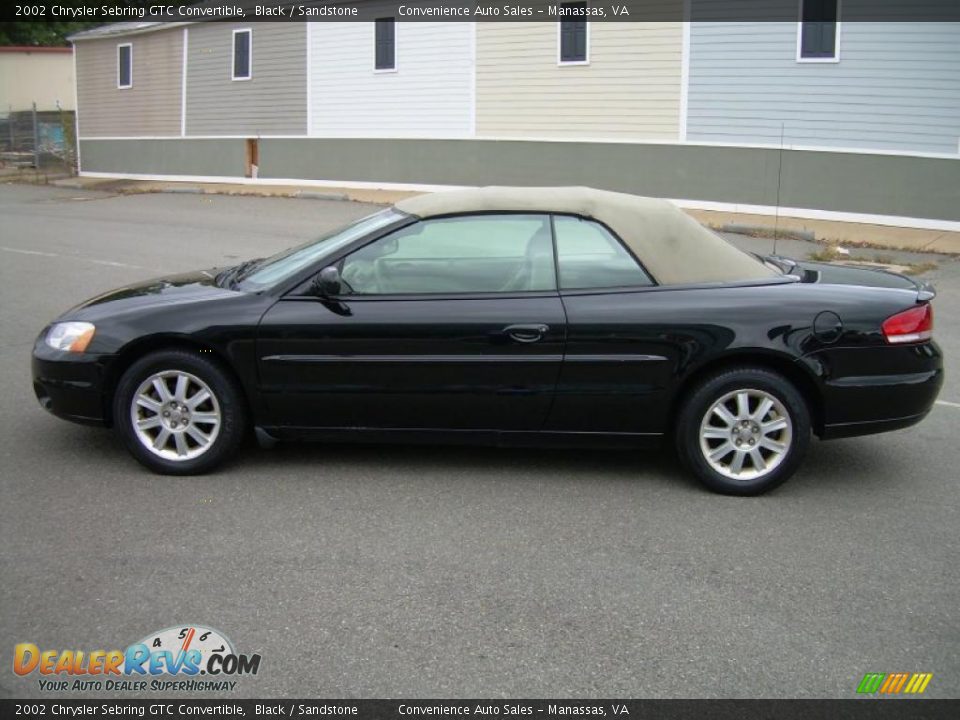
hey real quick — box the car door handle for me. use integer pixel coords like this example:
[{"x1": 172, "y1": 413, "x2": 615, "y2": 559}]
[{"x1": 503, "y1": 324, "x2": 550, "y2": 344}]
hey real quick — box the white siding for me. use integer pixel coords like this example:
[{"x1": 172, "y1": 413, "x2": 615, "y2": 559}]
[{"x1": 309, "y1": 22, "x2": 473, "y2": 138}]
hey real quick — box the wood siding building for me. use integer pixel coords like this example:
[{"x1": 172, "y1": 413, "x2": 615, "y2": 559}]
[
  {"x1": 70, "y1": 11, "x2": 960, "y2": 229},
  {"x1": 476, "y1": 21, "x2": 683, "y2": 140},
  {"x1": 687, "y1": 16, "x2": 960, "y2": 154},
  {"x1": 185, "y1": 22, "x2": 307, "y2": 136},
  {"x1": 75, "y1": 25, "x2": 183, "y2": 137}
]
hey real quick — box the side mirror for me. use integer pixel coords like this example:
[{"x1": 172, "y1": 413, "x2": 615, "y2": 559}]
[
  {"x1": 380, "y1": 237, "x2": 399, "y2": 255},
  {"x1": 312, "y1": 266, "x2": 342, "y2": 297}
]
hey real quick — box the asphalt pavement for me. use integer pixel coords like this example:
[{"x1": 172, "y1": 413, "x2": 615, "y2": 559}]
[{"x1": 1, "y1": 184, "x2": 958, "y2": 699}]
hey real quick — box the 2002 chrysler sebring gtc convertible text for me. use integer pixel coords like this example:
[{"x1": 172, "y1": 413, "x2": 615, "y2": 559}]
[{"x1": 32, "y1": 187, "x2": 943, "y2": 495}]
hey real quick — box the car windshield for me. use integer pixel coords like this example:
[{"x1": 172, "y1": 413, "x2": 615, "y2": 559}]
[{"x1": 236, "y1": 208, "x2": 407, "y2": 291}]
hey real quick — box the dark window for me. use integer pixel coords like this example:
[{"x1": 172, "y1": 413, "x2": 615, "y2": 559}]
[
  {"x1": 233, "y1": 29, "x2": 252, "y2": 79},
  {"x1": 560, "y1": 2, "x2": 588, "y2": 63},
  {"x1": 554, "y1": 216, "x2": 653, "y2": 290},
  {"x1": 339, "y1": 215, "x2": 556, "y2": 295},
  {"x1": 375, "y1": 18, "x2": 396, "y2": 70},
  {"x1": 117, "y1": 44, "x2": 132, "y2": 88},
  {"x1": 800, "y1": 0, "x2": 838, "y2": 59}
]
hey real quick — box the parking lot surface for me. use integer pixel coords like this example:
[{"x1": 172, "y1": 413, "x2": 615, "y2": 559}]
[{"x1": 1, "y1": 184, "x2": 958, "y2": 698}]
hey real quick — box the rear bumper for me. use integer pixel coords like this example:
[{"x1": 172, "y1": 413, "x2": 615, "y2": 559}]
[
  {"x1": 821, "y1": 409, "x2": 934, "y2": 440},
  {"x1": 810, "y1": 341, "x2": 943, "y2": 439},
  {"x1": 32, "y1": 341, "x2": 112, "y2": 427}
]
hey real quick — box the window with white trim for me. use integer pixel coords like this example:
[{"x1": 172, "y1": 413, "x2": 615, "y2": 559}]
[
  {"x1": 375, "y1": 18, "x2": 396, "y2": 70},
  {"x1": 559, "y1": 1, "x2": 589, "y2": 64},
  {"x1": 799, "y1": 0, "x2": 839, "y2": 60},
  {"x1": 233, "y1": 29, "x2": 252, "y2": 80},
  {"x1": 117, "y1": 43, "x2": 132, "y2": 89}
]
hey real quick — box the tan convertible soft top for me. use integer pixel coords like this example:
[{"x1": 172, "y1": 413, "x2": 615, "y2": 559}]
[{"x1": 395, "y1": 187, "x2": 776, "y2": 285}]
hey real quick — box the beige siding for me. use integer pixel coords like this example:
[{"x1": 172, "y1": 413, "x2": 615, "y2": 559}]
[
  {"x1": 477, "y1": 22, "x2": 683, "y2": 140},
  {"x1": 0, "y1": 51, "x2": 75, "y2": 112},
  {"x1": 185, "y1": 23, "x2": 306, "y2": 136},
  {"x1": 76, "y1": 29, "x2": 182, "y2": 137}
]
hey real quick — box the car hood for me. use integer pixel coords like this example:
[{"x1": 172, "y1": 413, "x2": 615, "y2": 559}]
[{"x1": 61, "y1": 268, "x2": 239, "y2": 321}]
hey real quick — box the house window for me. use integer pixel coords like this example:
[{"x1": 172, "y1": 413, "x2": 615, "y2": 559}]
[
  {"x1": 559, "y1": 1, "x2": 589, "y2": 64},
  {"x1": 117, "y1": 43, "x2": 132, "y2": 89},
  {"x1": 799, "y1": 0, "x2": 839, "y2": 61},
  {"x1": 233, "y1": 29, "x2": 252, "y2": 80},
  {"x1": 375, "y1": 18, "x2": 396, "y2": 71}
]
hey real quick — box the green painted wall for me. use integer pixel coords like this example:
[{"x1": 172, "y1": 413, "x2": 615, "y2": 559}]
[
  {"x1": 80, "y1": 138, "x2": 246, "y2": 178},
  {"x1": 79, "y1": 137, "x2": 960, "y2": 222}
]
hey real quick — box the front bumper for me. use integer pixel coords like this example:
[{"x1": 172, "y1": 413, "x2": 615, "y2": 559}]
[{"x1": 32, "y1": 340, "x2": 113, "y2": 427}]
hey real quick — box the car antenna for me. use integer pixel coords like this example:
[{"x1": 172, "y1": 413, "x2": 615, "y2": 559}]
[{"x1": 774, "y1": 121, "x2": 785, "y2": 256}]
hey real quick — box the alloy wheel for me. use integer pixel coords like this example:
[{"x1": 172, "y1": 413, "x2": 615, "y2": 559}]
[
  {"x1": 698, "y1": 388, "x2": 793, "y2": 481},
  {"x1": 129, "y1": 370, "x2": 222, "y2": 461}
]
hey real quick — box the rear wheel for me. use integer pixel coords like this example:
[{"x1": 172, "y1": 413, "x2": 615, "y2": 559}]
[
  {"x1": 676, "y1": 367, "x2": 810, "y2": 495},
  {"x1": 113, "y1": 350, "x2": 247, "y2": 475}
]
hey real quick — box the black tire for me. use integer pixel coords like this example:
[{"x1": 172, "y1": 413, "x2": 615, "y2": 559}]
[
  {"x1": 113, "y1": 349, "x2": 247, "y2": 475},
  {"x1": 675, "y1": 366, "x2": 810, "y2": 496}
]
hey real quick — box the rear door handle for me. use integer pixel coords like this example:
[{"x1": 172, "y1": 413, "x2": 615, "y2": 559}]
[{"x1": 503, "y1": 324, "x2": 550, "y2": 344}]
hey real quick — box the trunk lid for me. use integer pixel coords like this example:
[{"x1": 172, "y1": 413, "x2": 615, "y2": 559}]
[{"x1": 763, "y1": 255, "x2": 936, "y2": 301}]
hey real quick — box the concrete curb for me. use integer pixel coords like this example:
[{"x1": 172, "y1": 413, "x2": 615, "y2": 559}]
[
  {"x1": 292, "y1": 190, "x2": 350, "y2": 201},
  {"x1": 720, "y1": 223, "x2": 817, "y2": 243}
]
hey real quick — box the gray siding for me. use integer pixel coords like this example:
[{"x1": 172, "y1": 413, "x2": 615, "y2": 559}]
[
  {"x1": 79, "y1": 137, "x2": 960, "y2": 221},
  {"x1": 185, "y1": 22, "x2": 306, "y2": 136},
  {"x1": 259, "y1": 138, "x2": 960, "y2": 221},
  {"x1": 75, "y1": 28, "x2": 182, "y2": 137},
  {"x1": 80, "y1": 139, "x2": 246, "y2": 176},
  {"x1": 688, "y1": 6, "x2": 960, "y2": 153}
]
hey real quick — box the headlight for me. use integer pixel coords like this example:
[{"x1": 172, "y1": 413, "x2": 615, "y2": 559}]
[{"x1": 45, "y1": 322, "x2": 96, "y2": 353}]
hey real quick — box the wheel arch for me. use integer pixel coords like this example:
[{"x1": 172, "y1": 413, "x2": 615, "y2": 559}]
[
  {"x1": 102, "y1": 334, "x2": 249, "y2": 427},
  {"x1": 671, "y1": 350, "x2": 825, "y2": 437}
]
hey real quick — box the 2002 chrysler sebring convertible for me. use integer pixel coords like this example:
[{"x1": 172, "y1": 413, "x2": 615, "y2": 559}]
[{"x1": 32, "y1": 187, "x2": 943, "y2": 494}]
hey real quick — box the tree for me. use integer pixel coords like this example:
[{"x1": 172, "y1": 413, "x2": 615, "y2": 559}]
[
  {"x1": 0, "y1": 22, "x2": 94, "y2": 47},
  {"x1": 0, "y1": 2, "x2": 201, "y2": 47}
]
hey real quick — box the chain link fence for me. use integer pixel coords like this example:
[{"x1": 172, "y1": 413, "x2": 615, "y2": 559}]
[{"x1": 0, "y1": 105, "x2": 77, "y2": 175}]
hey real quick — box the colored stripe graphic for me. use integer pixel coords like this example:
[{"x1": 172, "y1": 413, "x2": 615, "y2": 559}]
[
  {"x1": 857, "y1": 673, "x2": 886, "y2": 694},
  {"x1": 858, "y1": 672, "x2": 932, "y2": 695},
  {"x1": 905, "y1": 673, "x2": 933, "y2": 694}
]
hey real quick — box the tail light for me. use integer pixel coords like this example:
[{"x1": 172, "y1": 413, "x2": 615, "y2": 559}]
[{"x1": 882, "y1": 304, "x2": 933, "y2": 344}]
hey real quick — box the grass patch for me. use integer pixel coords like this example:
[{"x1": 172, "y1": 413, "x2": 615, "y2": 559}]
[
  {"x1": 903, "y1": 262, "x2": 938, "y2": 276},
  {"x1": 807, "y1": 246, "x2": 843, "y2": 262}
]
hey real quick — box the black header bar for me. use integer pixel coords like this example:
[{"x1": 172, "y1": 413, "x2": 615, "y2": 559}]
[
  {"x1": 11, "y1": 0, "x2": 960, "y2": 26},
  {"x1": 2, "y1": 699, "x2": 960, "y2": 719}
]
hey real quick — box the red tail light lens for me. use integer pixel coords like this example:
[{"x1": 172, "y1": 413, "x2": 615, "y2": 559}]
[{"x1": 882, "y1": 304, "x2": 933, "y2": 344}]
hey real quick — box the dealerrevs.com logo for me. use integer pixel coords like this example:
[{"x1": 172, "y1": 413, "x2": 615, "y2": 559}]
[{"x1": 13, "y1": 625, "x2": 261, "y2": 692}]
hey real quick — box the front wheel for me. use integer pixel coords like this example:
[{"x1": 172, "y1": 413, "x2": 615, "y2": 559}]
[
  {"x1": 675, "y1": 367, "x2": 810, "y2": 495},
  {"x1": 113, "y1": 350, "x2": 247, "y2": 475}
]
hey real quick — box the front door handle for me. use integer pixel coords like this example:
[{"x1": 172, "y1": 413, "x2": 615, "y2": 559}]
[{"x1": 503, "y1": 324, "x2": 550, "y2": 344}]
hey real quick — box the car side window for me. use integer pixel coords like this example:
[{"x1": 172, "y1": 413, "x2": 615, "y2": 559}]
[
  {"x1": 553, "y1": 215, "x2": 654, "y2": 290},
  {"x1": 339, "y1": 214, "x2": 557, "y2": 295}
]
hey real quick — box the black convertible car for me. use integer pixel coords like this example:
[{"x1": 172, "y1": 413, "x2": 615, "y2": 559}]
[{"x1": 32, "y1": 187, "x2": 942, "y2": 494}]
